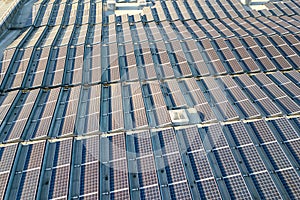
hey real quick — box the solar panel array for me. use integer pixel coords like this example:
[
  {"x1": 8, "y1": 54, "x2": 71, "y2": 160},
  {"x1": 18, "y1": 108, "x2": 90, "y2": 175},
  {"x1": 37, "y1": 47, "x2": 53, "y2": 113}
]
[{"x1": 0, "y1": 0, "x2": 300, "y2": 199}]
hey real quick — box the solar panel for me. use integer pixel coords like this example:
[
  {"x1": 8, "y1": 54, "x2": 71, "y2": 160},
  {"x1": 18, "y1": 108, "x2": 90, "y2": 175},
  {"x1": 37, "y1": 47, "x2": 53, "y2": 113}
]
[
  {"x1": 136, "y1": 156, "x2": 158, "y2": 186},
  {"x1": 25, "y1": 27, "x2": 46, "y2": 48},
  {"x1": 223, "y1": 18, "x2": 248, "y2": 37},
  {"x1": 159, "y1": 63, "x2": 174, "y2": 79},
  {"x1": 7, "y1": 47, "x2": 34, "y2": 89},
  {"x1": 140, "y1": 186, "x2": 161, "y2": 200},
  {"x1": 143, "y1": 83, "x2": 171, "y2": 127},
  {"x1": 239, "y1": 145, "x2": 267, "y2": 173},
  {"x1": 108, "y1": 133, "x2": 126, "y2": 161},
  {"x1": 0, "y1": 49, "x2": 15, "y2": 83},
  {"x1": 183, "y1": 78, "x2": 209, "y2": 105},
  {"x1": 17, "y1": 169, "x2": 41, "y2": 199},
  {"x1": 224, "y1": 175, "x2": 252, "y2": 199},
  {"x1": 46, "y1": 46, "x2": 67, "y2": 86},
  {"x1": 235, "y1": 75, "x2": 283, "y2": 117},
  {"x1": 197, "y1": 178, "x2": 222, "y2": 199},
  {"x1": 163, "y1": 80, "x2": 186, "y2": 108},
  {"x1": 88, "y1": 44, "x2": 101, "y2": 83},
  {"x1": 286, "y1": 70, "x2": 300, "y2": 86},
  {"x1": 286, "y1": 140, "x2": 300, "y2": 164},
  {"x1": 82, "y1": 86, "x2": 101, "y2": 134},
  {"x1": 80, "y1": 136, "x2": 99, "y2": 164},
  {"x1": 251, "y1": 172, "x2": 281, "y2": 199},
  {"x1": 77, "y1": 24, "x2": 88, "y2": 45},
  {"x1": 101, "y1": 84, "x2": 124, "y2": 132},
  {"x1": 109, "y1": 189, "x2": 130, "y2": 200},
  {"x1": 189, "y1": 150, "x2": 214, "y2": 180},
  {"x1": 6, "y1": 141, "x2": 46, "y2": 199},
  {"x1": 198, "y1": 20, "x2": 220, "y2": 38},
  {"x1": 128, "y1": 131, "x2": 152, "y2": 158},
  {"x1": 1, "y1": 89, "x2": 39, "y2": 142},
  {"x1": 109, "y1": 159, "x2": 129, "y2": 191},
  {"x1": 263, "y1": 142, "x2": 292, "y2": 170},
  {"x1": 1, "y1": 0, "x2": 300, "y2": 199},
  {"x1": 174, "y1": 20, "x2": 189, "y2": 34},
  {"x1": 164, "y1": 1, "x2": 179, "y2": 21},
  {"x1": 124, "y1": 83, "x2": 148, "y2": 129},
  {"x1": 0, "y1": 173, "x2": 9, "y2": 199},
  {"x1": 80, "y1": 162, "x2": 99, "y2": 196},
  {"x1": 40, "y1": 3, "x2": 53, "y2": 26},
  {"x1": 0, "y1": 90, "x2": 18, "y2": 124},
  {"x1": 169, "y1": 181, "x2": 192, "y2": 200},
  {"x1": 270, "y1": 118, "x2": 299, "y2": 141},
  {"x1": 59, "y1": 87, "x2": 81, "y2": 136},
  {"x1": 30, "y1": 88, "x2": 60, "y2": 139},
  {"x1": 48, "y1": 166, "x2": 70, "y2": 199},
  {"x1": 60, "y1": 25, "x2": 74, "y2": 46},
  {"x1": 215, "y1": 148, "x2": 240, "y2": 177},
  {"x1": 226, "y1": 122, "x2": 252, "y2": 146},
  {"x1": 277, "y1": 169, "x2": 300, "y2": 198},
  {"x1": 186, "y1": 21, "x2": 206, "y2": 39},
  {"x1": 0, "y1": 144, "x2": 18, "y2": 173},
  {"x1": 179, "y1": 126, "x2": 204, "y2": 152},
  {"x1": 154, "y1": 128, "x2": 178, "y2": 155},
  {"x1": 194, "y1": 103, "x2": 217, "y2": 123},
  {"x1": 202, "y1": 77, "x2": 239, "y2": 120},
  {"x1": 253, "y1": 73, "x2": 300, "y2": 114},
  {"x1": 203, "y1": 124, "x2": 228, "y2": 149},
  {"x1": 211, "y1": 60, "x2": 227, "y2": 75},
  {"x1": 187, "y1": 2, "x2": 203, "y2": 20},
  {"x1": 53, "y1": 3, "x2": 66, "y2": 25},
  {"x1": 30, "y1": 47, "x2": 50, "y2": 87}
]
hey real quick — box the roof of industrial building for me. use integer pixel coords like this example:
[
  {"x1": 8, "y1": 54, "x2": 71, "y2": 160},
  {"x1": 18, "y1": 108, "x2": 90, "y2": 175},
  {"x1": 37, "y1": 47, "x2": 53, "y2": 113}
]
[{"x1": 0, "y1": 0, "x2": 300, "y2": 199}]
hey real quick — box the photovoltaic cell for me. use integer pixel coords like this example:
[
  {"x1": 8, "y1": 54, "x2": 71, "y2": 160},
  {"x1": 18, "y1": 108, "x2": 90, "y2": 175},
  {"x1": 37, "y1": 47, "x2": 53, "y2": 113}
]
[
  {"x1": 250, "y1": 172, "x2": 281, "y2": 199},
  {"x1": 0, "y1": 173, "x2": 9, "y2": 200},
  {"x1": 0, "y1": 144, "x2": 18, "y2": 173},
  {"x1": 48, "y1": 166, "x2": 70, "y2": 199},
  {"x1": 189, "y1": 150, "x2": 214, "y2": 180},
  {"x1": 53, "y1": 139, "x2": 73, "y2": 166},
  {"x1": 140, "y1": 186, "x2": 161, "y2": 200},
  {"x1": 17, "y1": 169, "x2": 41, "y2": 200},
  {"x1": 214, "y1": 148, "x2": 240, "y2": 177},
  {"x1": 238, "y1": 145, "x2": 266, "y2": 173},
  {"x1": 136, "y1": 156, "x2": 158, "y2": 187},
  {"x1": 0, "y1": 91, "x2": 18, "y2": 125},
  {"x1": 286, "y1": 140, "x2": 300, "y2": 164},
  {"x1": 197, "y1": 179, "x2": 222, "y2": 199},
  {"x1": 169, "y1": 181, "x2": 192, "y2": 200},
  {"x1": 226, "y1": 122, "x2": 252, "y2": 146},
  {"x1": 262, "y1": 142, "x2": 292, "y2": 170},
  {"x1": 156, "y1": 128, "x2": 178, "y2": 155},
  {"x1": 277, "y1": 169, "x2": 300, "y2": 199},
  {"x1": 80, "y1": 162, "x2": 99, "y2": 196},
  {"x1": 224, "y1": 176, "x2": 252, "y2": 199},
  {"x1": 203, "y1": 124, "x2": 228, "y2": 148},
  {"x1": 109, "y1": 159, "x2": 129, "y2": 191},
  {"x1": 108, "y1": 133, "x2": 127, "y2": 161},
  {"x1": 180, "y1": 126, "x2": 203, "y2": 152}
]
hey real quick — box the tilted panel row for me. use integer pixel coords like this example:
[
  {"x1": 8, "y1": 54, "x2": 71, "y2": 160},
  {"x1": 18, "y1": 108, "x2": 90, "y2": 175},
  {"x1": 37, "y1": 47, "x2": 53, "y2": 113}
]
[
  {"x1": 0, "y1": 144, "x2": 18, "y2": 199},
  {"x1": 0, "y1": 89, "x2": 39, "y2": 142},
  {"x1": 218, "y1": 76, "x2": 261, "y2": 119},
  {"x1": 253, "y1": 73, "x2": 300, "y2": 115},
  {"x1": 101, "y1": 83, "x2": 124, "y2": 132},
  {"x1": 202, "y1": 77, "x2": 239, "y2": 121},
  {"x1": 235, "y1": 74, "x2": 282, "y2": 117}
]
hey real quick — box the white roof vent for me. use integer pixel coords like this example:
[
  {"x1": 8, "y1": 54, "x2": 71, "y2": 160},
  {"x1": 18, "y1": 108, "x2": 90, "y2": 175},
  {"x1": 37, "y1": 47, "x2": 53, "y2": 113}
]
[{"x1": 169, "y1": 109, "x2": 189, "y2": 125}]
